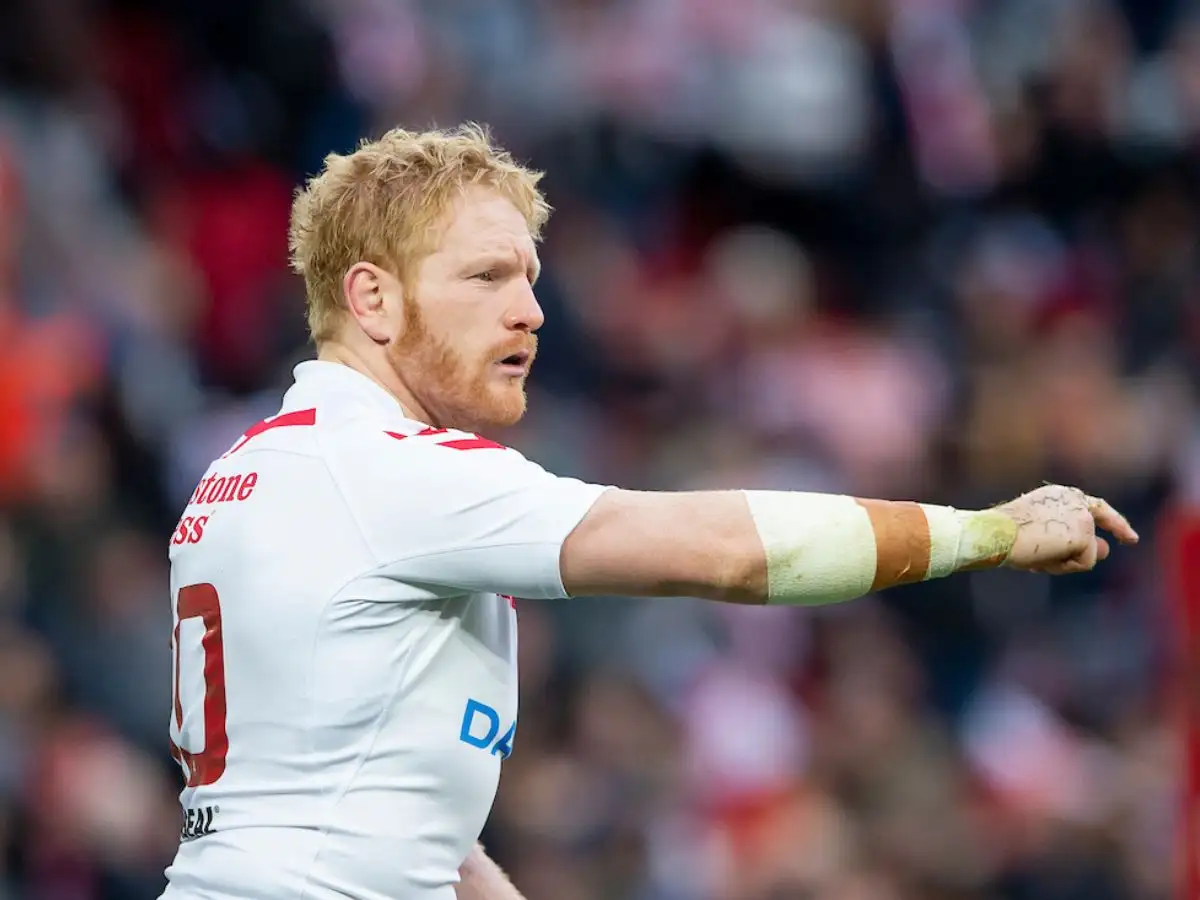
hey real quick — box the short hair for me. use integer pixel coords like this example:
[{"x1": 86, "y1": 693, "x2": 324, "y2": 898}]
[{"x1": 289, "y1": 123, "x2": 551, "y2": 343}]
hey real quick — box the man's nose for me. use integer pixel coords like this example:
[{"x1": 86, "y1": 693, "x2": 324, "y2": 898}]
[{"x1": 505, "y1": 284, "x2": 544, "y2": 333}]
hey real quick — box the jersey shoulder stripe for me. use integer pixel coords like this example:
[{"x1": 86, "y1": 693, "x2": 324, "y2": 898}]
[
  {"x1": 383, "y1": 427, "x2": 507, "y2": 452},
  {"x1": 223, "y1": 408, "x2": 318, "y2": 457}
]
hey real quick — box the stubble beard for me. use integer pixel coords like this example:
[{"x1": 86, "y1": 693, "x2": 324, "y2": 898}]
[{"x1": 388, "y1": 296, "x2": 530, "y2": 433}]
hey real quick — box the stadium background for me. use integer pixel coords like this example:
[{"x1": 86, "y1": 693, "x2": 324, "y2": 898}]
[{"x1": 0, "y1": 0, "x2": 1195, "y2": 897}]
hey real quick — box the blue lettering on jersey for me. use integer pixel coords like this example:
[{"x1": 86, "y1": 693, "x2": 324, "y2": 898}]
[{"x1": 459, "y1": 699, "x2": 516, "y2": 759}]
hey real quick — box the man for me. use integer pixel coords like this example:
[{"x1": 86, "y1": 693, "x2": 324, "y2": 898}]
[{"x1": 162, "y1": 125, "x2": 1138, "y2": 900}]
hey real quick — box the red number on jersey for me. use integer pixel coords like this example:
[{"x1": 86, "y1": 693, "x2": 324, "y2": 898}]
[{"x1": 170, "y1": 583, "x2": 229, "y2": 787}]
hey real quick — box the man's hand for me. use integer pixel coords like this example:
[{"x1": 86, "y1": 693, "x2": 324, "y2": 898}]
[
  {"x1": 456, "y1": 844, "x2": 525, "y2": 900},
  {"x1": 998, "y1": 484, "x2": 1139, "y2": 575}
]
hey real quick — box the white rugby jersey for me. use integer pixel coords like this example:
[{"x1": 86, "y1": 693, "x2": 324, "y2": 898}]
[{"x1": 162, "y1": 361, "x2": 607, "y2": 900}]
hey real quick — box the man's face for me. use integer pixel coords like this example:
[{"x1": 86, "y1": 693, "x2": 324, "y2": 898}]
[{"x1": 388, "y1": 187, "x2": 543, "y2": 432}]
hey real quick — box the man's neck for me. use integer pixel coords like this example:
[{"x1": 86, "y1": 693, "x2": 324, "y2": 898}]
[{"x1": 315, "y1": 342, "x2": 432, "y2": 425}]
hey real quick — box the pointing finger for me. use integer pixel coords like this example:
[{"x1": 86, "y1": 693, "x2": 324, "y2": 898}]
[{"x1": 1086, "y1": 496, "x2": 1139, "y2": 545}]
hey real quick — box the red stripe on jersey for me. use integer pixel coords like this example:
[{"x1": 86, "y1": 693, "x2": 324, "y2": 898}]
[
  {"x1": 438, "y1": 437, "x2": 507, "y2": 451},
  {"x1": 225, "y1": 408, "x2": 317, "y2": 456},
  {"x1": 384, "y1": 429, "x2": 507, "y2": 451}
]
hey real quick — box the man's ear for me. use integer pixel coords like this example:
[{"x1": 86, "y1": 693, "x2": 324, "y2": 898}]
[{"x1": 344, "y1": 262, "x2": 400, "y2": 344}]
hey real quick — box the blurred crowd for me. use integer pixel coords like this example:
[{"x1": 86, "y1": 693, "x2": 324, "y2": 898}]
[{"x1": 0, "y1": 0, "x2": 1196, "y2": 898}]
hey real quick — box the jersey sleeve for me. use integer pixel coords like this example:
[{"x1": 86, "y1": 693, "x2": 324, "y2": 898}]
[{"x1": 321, "y1": 425, "x2": 610, "y2": 599}]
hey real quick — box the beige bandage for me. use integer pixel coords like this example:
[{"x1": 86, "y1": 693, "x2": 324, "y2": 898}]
[{"x1": 743, "y1": 492, "x2": 1017, "y2": 606}]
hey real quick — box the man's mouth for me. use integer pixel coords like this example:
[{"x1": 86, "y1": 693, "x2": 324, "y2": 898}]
[{"x1": 496, "y1": 350, "x2": 531, "y2": 373}]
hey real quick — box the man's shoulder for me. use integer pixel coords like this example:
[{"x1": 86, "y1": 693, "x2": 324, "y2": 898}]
[
  {"x1": 300, "y1": 393, "x2": 518, "y2": 459},
  {"x1": 214, "y1": 402, "x2": 430, "y2": 460},
  {"x1": 214, "y1": 400, "x2": 538, "y2": 495},
  {"x1": 319, "y1": 416, "x2": 537, "y2": 490}
]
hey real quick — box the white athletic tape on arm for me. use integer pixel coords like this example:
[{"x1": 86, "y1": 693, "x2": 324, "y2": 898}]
[
  {"x1": 744, "y1": 492, "x2": 877, "y2": 605},
  {"x1": 744, "y1": 492, "x2": 1017, "y2": 606},
  {"x1": 920, "y1": 503, "x2": 963, "y2": 579}
]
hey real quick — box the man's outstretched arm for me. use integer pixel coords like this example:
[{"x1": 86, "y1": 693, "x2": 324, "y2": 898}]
[
  {"x1": 456, "y1": 844, "x2": 524, "y2": 900},
  {"x1": 560, "y1": 484, "x2": 1138, "y2": 603},
  {"x1": 328, "y1": 428, "x2": 1136, "y2": 603}
]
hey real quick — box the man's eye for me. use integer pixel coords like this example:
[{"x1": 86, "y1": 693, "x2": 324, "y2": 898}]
[{"x1": 473, "y1": 271, "x2": 495, "y2": 283}]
